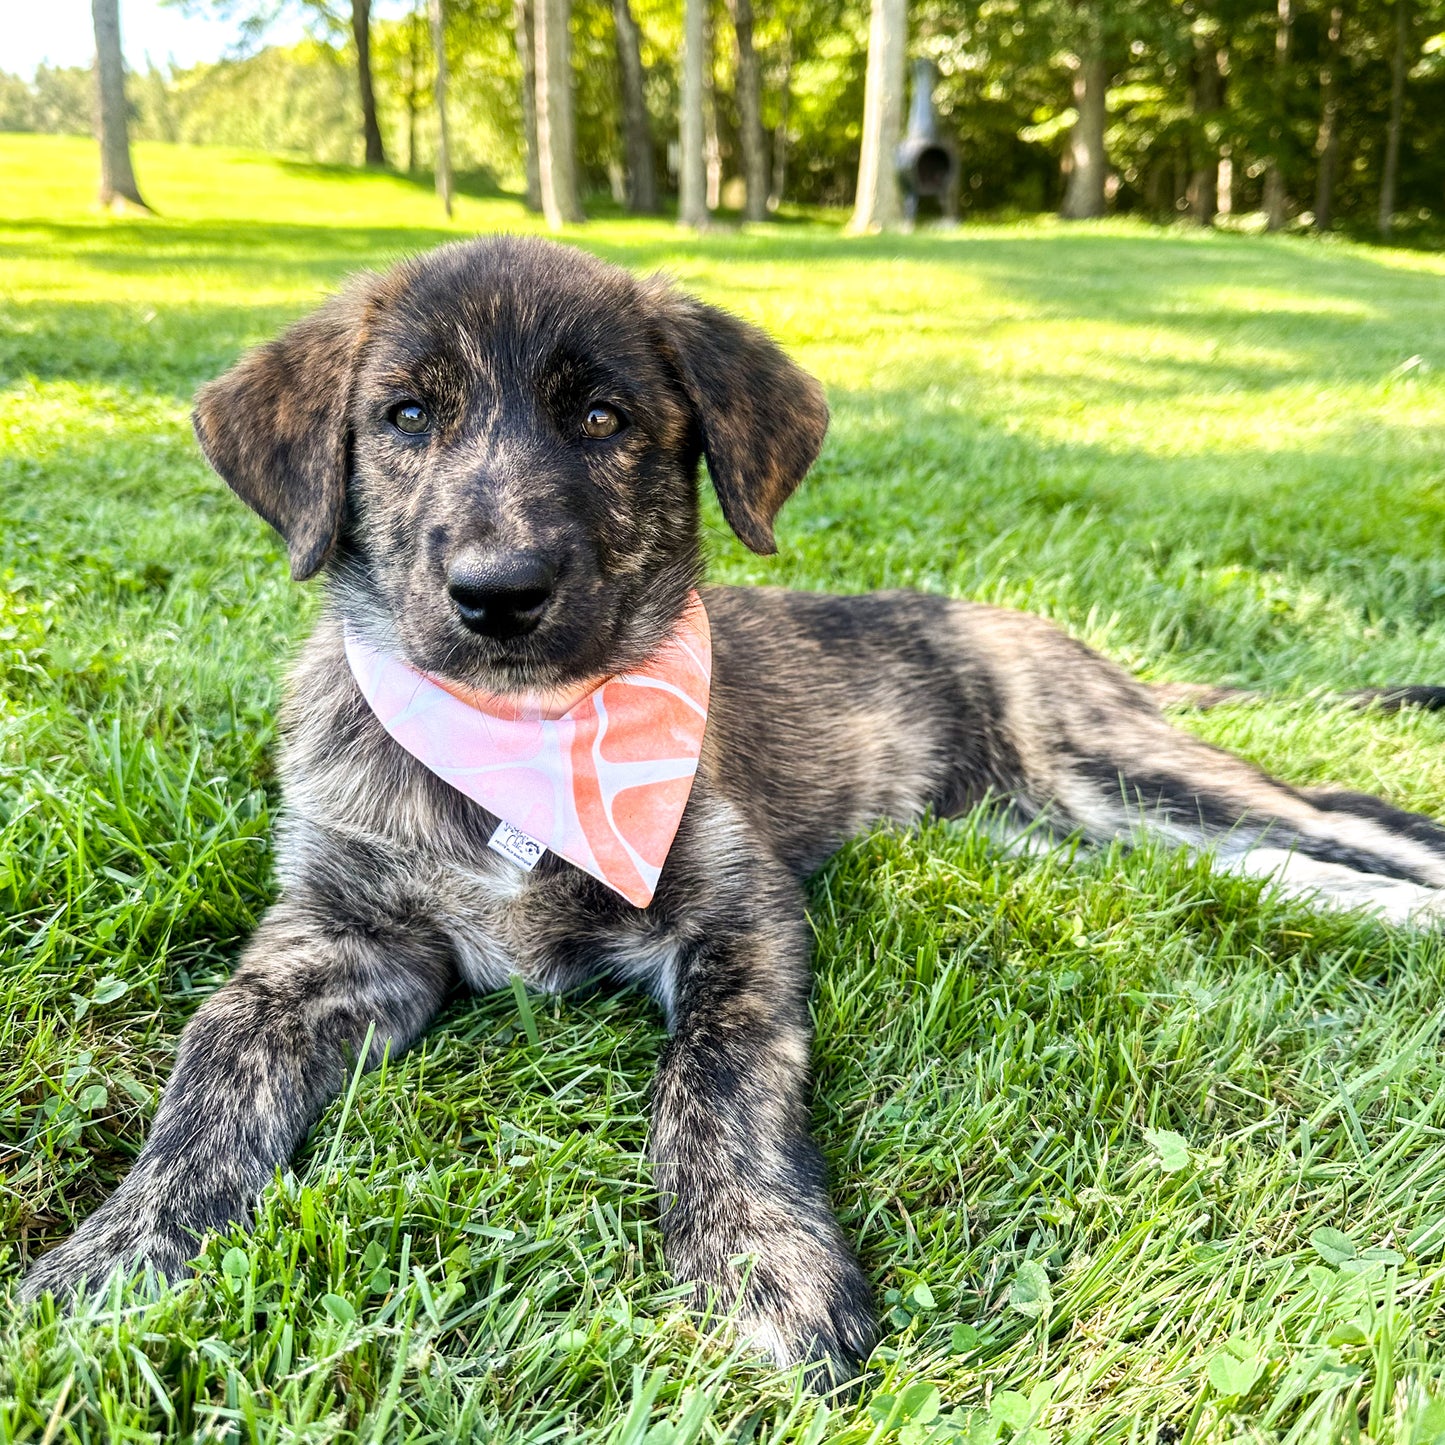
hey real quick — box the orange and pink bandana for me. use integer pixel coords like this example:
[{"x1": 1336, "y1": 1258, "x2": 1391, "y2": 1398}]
[{"x1": 344, "y1": 593, "x2": 711, "y2": 908}]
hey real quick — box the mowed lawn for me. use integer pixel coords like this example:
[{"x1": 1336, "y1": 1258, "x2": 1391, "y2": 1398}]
[{"x1": 6, "y1": 133, "x2": 1445, "y2": 1443}]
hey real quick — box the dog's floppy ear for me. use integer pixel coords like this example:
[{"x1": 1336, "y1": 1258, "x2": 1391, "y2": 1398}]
[
  {"x1": 192, "y1": 279, "x2": 379, "y2": 581},
  {"x1": 649, "y1": 283, "x2": 828, "y2": 555}
]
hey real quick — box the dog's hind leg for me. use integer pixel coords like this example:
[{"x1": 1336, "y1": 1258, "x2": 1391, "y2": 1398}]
[
  {"x1": 945, "y1": 608, "x2": 1445, "y2": 920},
  {"x1": 1042, "y1": 719, "x2": 1445, "y2": 922}
]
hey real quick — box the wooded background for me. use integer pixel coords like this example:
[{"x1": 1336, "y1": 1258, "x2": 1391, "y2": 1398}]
[{"x1": 4, "y1": 0, "x2": 1444, "y2": 240}]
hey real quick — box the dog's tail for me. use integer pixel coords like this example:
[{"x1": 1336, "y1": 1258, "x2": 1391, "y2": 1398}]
[{"x1": 1153, "y1": 682, "x2": 1445, "y2": 713}]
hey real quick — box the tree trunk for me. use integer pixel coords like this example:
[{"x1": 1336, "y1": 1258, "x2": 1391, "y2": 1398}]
[
  {"x1": 1060, "y1": 49, "x2": 1108, "y2": 219},
  {"x1": 703, "y1": 7, "x2": 722, "y2": 210},
  {"x1": 352, "y1": 0, "x2": 387, "y2": 167},
  {"x1": 679, "y1": 0, "x2": 708, "y2": 227},
  {"x1": 91, "y1": 0, "x2": 147, "y2": 211},
  {"x1": 1262, "y1": 170, "x2": 1285, "y2": 228},
  {"x1": 611, "y1": 0, "x2": 656, "y2": 212},
  {"x1": 1144, "y1": 156, "x2": 1166, "y2": 214},
  {"x1": 1263, "y1": 0, "x2": 1292, "y2": 230},
  {"x1": 515, "y1": 0, "x2": 542, "y2": 210},
  {"x1": 1313, "y1": 2, "x2": 1343, "y2": 230},
  {"x1": 405, "y1": 2, "x2": 422, "y2": 173},
  {"x1": 1378, "y1": 0, "x2": 1409, "y2": 238},
  {"x1": 428, "y1": 0, "x2": 453, "y2": 216},
  {"x1": 728, "y1": 0, "x2": 767, "y2": 222},
  {"x1": 848, "y1": 0, "x2": 906, "y2": 233},
  {"x1": 1188, "y1": 41, "x2": 1222, "y2": 226},
  {"x1": 536, "y1": 0, "x2": 583, "y2": 225},
  {"x1": 770, "y1": 35, "x2": 792, "y2": 209}
]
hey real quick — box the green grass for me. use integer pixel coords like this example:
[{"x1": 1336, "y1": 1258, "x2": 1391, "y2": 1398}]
[{"x1": 5, "y1": 132, "x2": 1445, "y2": 1442}]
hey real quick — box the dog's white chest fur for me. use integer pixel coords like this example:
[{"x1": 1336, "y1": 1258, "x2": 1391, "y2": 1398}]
[
  {"x1": 434, "y1": 851, "x2": 684, "y2": 1009},
  {"x1": 435, "y1": 854, "x2": 548, "y2": 990}
]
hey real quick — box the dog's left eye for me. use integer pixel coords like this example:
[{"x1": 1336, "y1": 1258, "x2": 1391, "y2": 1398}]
[
  {"x1": 582, "y1": 404, "x2": 624, "y2": 439},
  {"x1": 389, "y1": 401, "x2": 431, "y2": 436}
]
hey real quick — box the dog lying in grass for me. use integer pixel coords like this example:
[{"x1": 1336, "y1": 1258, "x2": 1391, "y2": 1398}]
[{"x1": 23, "y1": 235, "x2": 1445, "y2": 1383}]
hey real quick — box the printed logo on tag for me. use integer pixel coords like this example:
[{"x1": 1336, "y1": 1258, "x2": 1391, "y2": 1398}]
[{"x1": 488, "y1": 820, "x2": 545, "y2": 871}]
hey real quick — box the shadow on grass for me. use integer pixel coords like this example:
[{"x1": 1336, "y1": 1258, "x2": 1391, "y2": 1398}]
[
  {"x1": 269, "y1": 156, "x2": 516, "y2": 204},
  {"x1": 4, "y1": 223, "x2": 1443, "y2": 446},
  {"x1": 6, "y1": 215, "x2": 1445, "y2": 649},
  {"x1": 9, "y1": 359, "x2": 1445, "y2": 648},
  {"x1": 3, "y1": 217, "x2": 1440, "y2": 361}
]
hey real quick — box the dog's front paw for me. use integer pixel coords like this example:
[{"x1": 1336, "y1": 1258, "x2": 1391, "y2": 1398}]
[
  {"x1": 670, "y1": 1210, "x2": 878, "y2": 1389},
  {"x1": 734, "y1": 1249, "x2": 878, "y2": 1392},
  {"x1": 19, "y1": 1202, "x2": 198, "y2": 1306}
]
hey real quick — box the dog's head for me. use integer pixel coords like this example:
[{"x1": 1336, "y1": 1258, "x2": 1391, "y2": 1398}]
[{"x1": 193, "y1": 237, "x2": 827, "y2": 691}]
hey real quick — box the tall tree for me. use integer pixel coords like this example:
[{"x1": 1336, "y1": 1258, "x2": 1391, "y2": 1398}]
[
  {"x1": 91, "y1": 0, "x2": 148, "y2": 211},
  {"x1": 703, "y1": 6, "x2": 723, "y2": 207},
  {"x1": 535, "y1": 0, "x2": 583, "y2": 225},
  {"x1": 612, "y1": 0, "x2": 657, "y2": 211},
  {"x1": 352, "y1": 0, "x2": 387, "y2": 166},
  {"x1": 728, "y1": 0, "x2": 768, "y2": 221},
  {"x1": 849, "y1": 0, "x2": 907, "y2": 232},
  {"x1": 1313, "y1": 0, "x2": 1344, "y2": 229},
  {"x1": 1188, "y1": 32, "x2": 1223, "y2": 225},
  {"x1": 770, "y1": 33, "x2": 793, "y2": 208},
  {"x1": 428, "y1": 0, "x2": 453, "y2": 215},
  {"x1": 1060, "y1": 46, "x2": 1109, "y2": 218},
  {"x1": 403, "y1": 0, "x2": 423, "y2": 173},
  {"x1": 1378, "y1": 0, "x2": 1410, "y2": 237},
  {"x1": 679, "y1": 0, "x2": 708, "y2": 227},
  {"x1": 514, "y1": 0, "x2": 542, "y2": 210},
  {"x1": 1262, "y1": 0, "x2": 1292, "y2": 228}
]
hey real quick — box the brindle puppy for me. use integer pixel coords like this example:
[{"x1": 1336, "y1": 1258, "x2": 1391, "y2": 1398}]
[{"x1": 23, "y1": 236, "x2": 1445, "y2": 1381}]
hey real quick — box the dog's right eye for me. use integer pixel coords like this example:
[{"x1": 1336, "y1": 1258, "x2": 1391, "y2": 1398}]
[
  {"x1": 389, "y1": 401, "x2": 431, "y2": 436},
  {"x1": 582, "y1": 404, "x2": 624, "y2": 439}
]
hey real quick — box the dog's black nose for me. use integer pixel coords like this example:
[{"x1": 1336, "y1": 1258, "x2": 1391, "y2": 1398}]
[{"x1": 446, "y1": 549, "x2": 557, "y2": 640}]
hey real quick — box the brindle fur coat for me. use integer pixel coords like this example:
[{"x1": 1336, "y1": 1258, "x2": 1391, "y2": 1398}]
[{"x1": 23, "y1": 237, "x2": 1445, "y2": 1383}]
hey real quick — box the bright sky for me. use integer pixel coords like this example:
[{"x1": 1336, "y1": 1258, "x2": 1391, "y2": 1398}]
[{"x1": 6, "y1": 0, "x2": 410, "y2": 79}]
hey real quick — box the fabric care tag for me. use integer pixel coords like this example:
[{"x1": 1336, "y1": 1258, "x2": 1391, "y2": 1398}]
[
  {"x1": 488, "y1": 820, "x2": 545, "y2": 871},
  {"x1": 344, "y1": 592, "x2": 711, "y2": 908}
]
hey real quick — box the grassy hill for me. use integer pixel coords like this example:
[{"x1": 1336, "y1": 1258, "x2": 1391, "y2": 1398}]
[{"x1": 4, "y1": 134, "x2": 1445, "y2": 1443}]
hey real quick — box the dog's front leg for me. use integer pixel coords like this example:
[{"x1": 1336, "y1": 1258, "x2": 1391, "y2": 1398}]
[
  {"x1": 650, "y1": 898, "x2": 876, "y2": 1385},
  {"x1": 21, "y1": 899, "x2": 453, "y2": 1303}
]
